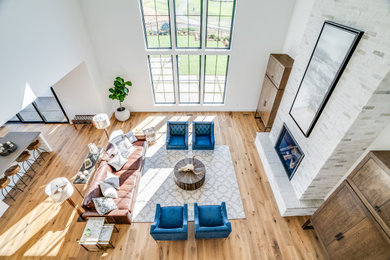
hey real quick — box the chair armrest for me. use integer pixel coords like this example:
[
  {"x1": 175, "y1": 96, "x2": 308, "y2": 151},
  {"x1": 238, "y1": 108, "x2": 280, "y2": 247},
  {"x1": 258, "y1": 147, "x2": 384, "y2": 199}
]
[
  {"x1": 194, "y1": 203, "x2": 200, "y2": 228},
  {"x1": 221, "y1": 202, "x2": 230, "y2": 225},
  {"x1": 183, "y1": 204, "x2": 188, "y2": 226},
  {"x1": 151, "y1": 204, "x2": 161, "y2": 231}
]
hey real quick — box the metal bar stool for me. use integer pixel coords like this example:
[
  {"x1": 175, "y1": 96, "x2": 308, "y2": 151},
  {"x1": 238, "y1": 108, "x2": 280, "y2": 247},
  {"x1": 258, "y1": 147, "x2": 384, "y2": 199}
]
[
  {"x1": 5, "y1": 164, "x2": 26, "y2": 190},
  {"x1": 27, "y1": 139, "x2": 46, "y2": 165},
  {"x1": 16, "y1": 151, "x2": 35, "y2": 178},
  {"x1": 0, "y1": 177, "x2": 17, "y2": 201}
]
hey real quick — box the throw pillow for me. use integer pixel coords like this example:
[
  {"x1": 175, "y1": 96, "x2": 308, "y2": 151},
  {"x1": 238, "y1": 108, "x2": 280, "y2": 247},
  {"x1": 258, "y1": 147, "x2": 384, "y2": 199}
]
[
  {"x1": 92, "y1": 197, "x2": 118, "y2": 216},
  {"x1": 99, "y1": 182, "x2": 118, "y2": 198},
  {"x1": 105, "y1": 171, "x2": 120, "y2": 189},
  {"x1": 125, "y1": 130, "x2": 138, "y2": 143},
  {"x1": 108, "y1": 152, "x2": 127, "y2": 171},
  {"x1": 109, "y1": 129, "x2": 124, "y2": 144}
]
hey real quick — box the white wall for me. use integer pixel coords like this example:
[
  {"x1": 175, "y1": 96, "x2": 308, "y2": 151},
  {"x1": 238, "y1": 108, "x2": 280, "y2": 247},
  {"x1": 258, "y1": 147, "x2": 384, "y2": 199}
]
[
  {"x1": 0, "y1": 0, "x2": 107, "y2": 125},
  {"x1": 326, "y1": 123, "x2": 390, "y2": 199},
  {"x1": 282, "y1": 0, "x2": 316, "y2": 58},
  {"x1": 52, "y1": 62, "x2": 106, "y2": 120},
  {"x1": 79, "y1": 0, "x2": 296, "y2": 112}
]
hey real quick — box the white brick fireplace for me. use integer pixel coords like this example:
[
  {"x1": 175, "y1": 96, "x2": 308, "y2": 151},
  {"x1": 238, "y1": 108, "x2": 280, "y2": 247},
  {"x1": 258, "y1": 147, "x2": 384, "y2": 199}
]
[{"x1": 256, "y1": 0, "x2": 390, "y2": 216}]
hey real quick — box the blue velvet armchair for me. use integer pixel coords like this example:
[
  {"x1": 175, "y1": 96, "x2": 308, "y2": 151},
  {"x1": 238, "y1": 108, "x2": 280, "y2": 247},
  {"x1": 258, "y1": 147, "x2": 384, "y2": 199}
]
[
  {"x1": 150, "y1": 204, "x2": 188, "y2": 241},
  {"x1": 194, "y1": 202, "x2": 232, "y2": 239},
  {"x1": 192, "y1": 121, "x2": 215, "y2": 150},
  {"x1": 166, "y1": 121, "x2": 189, "y2": 150}
]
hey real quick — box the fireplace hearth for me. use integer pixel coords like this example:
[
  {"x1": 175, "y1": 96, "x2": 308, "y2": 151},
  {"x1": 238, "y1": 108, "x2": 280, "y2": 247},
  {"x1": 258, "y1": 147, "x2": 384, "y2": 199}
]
[{"x1": 275, "y1": 124, "x2": 304, "y2": 180}]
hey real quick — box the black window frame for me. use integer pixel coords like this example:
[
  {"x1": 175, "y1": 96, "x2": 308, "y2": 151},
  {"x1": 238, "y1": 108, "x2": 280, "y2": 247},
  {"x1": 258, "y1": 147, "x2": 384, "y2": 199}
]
[
  {"x1": 7, "y1": 87, "x2": 70, "y2": 124},
  {"x1": 203, "y1": 55, "x2": 230, "y2": 104},
  {"x1": 176, "y1": 54, "x2": 201, "y2": 104},
  {"x1": 205, "y1": 0, "x2": 236, "y2": 49},
  {"x1": 148, "y1": 54, "x2": 176, "y2": 104},
  {"x1": 140, "y1": 0, "x2": 173, "y2": 49},
  {"x1": 173, "y1": 0, "x2": 203, "y2": 49}
]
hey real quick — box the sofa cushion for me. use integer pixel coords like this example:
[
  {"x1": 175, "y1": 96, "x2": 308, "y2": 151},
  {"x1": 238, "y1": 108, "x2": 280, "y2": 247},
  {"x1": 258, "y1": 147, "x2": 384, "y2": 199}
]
[
  {"x1": 195, "y1": 135, "x2": 212, "y2": 147},
  {"x1": 92, "y1": 197, "x2": 118, "y2": 216},
  {"x1": 195, "y1": 125, "x2": 211, "y2": 135},
  {"x1": 170, "y1": 124, "x2": 186, "y2": 136},
  {"x1": 168, "y1": 136, "x2": 185, "y2": 146},
  {"x1": 198, "y1": 205, "x2": 223, "y2": 227},
  {"x1": 159, "y1": 206, "x2": 183, "y2": 228}
]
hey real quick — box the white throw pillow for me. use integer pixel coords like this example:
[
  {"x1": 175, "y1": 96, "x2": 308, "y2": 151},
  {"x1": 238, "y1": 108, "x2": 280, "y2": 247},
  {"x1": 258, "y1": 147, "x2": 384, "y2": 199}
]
[
  {"x1": 125, "y1": 130, "x2": 138, "y2": 143},
  {"x1": 108, "y1": 152, "x2": 127, "y2": 171},
  {"x1": 99, "y1": 182, "x2": 118, "y2": 198},
  {"x1": 109, "y1": 129, "x2": 124, "y2": 144},
  {"x1": 105, "y1": 171, "x2": 120, "y2": 189}
]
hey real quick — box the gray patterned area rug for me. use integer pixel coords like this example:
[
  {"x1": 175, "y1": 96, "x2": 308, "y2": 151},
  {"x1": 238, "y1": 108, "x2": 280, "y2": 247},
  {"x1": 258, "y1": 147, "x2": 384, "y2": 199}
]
[{"x1": 132, "y1": 145, "x2": 246, "y2": 222}]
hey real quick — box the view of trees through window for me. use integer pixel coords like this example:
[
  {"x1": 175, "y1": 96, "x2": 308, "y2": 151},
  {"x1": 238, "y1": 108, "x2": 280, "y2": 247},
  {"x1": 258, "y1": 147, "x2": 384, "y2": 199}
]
[{"x1": 140, "y1": 0, "x2": 235, "y2": 104}]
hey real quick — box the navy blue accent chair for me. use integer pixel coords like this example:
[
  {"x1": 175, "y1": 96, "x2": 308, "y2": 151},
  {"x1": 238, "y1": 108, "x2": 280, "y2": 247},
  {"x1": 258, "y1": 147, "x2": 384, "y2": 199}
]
[
  {"x1": 192, "y1": 121, "x2": 215, "y2": 150},
  {"x1": 194, "y1": 202, "x2": 231, "y2": 239},
  {"x1": 150, "y1": 204, "x2": 188, "y2": 241},
  {"x1": 166, "y1": 121, "x2": 189, "y2": 150}
]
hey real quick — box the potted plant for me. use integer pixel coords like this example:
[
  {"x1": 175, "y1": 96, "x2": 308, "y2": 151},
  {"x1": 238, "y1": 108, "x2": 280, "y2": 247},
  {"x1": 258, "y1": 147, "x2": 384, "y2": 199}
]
[{"x1": 109, "y1": 76, "x2": 132, "y2": 121}]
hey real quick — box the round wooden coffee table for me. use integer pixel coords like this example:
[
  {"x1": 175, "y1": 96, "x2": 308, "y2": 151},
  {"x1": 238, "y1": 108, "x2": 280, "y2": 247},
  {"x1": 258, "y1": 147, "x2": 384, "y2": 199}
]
[{"x1": 174, "y1": 158, "x2": 206, "y2": 190}]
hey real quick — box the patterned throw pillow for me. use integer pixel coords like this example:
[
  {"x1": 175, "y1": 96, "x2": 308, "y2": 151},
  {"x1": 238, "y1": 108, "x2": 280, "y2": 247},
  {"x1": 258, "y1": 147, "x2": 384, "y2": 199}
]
[
  {"x1": 105, "y1": 171, "x2": 120, "y2": 189},
  {"x1": 99, "y1": 182, "x2": 118, "y2": 198},
  {"x1": 125, "y1": 130, "x2": 138, "y2": 143},
  {"x1": 115, "y1": 136, "x2": 136, "y2": 158},
  {"x1": 92, "y1": 197, "x2": 118, "y2": 216},
  {"x1": 108, "y1": 152, "x2": 127, "y2": 171}
]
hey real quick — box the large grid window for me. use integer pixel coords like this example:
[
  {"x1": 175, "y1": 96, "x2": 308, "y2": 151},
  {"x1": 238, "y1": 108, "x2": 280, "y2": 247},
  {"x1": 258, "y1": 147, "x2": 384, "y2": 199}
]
[
  {"x1": 140, "y1": 0, "x2": 235, "y2": 105},
  {"x1": 140, "y1": 0, "x2": 171, "y2": 48},
  {"x1": 148, "y1": 55, "x2": 175, "y2": 103},
  {"x1": 206, "y1": 0, "x2": 235, "y2": 49},
  {"x1": 174, "y1": 0, "x2": 202, "y2": 48},
  {"x1": 177, "y1": 55, "x2": 201, "y2": 103},
  {"x1": 204, "y1": 55, "x2": 229, "y2": 103}
]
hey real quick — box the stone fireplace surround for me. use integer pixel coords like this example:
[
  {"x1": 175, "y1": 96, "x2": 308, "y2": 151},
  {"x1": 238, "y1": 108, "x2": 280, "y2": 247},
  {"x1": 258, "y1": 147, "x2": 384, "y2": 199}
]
[{"x1": 255, "y1": 0, "x2": 390, "y2": 216}]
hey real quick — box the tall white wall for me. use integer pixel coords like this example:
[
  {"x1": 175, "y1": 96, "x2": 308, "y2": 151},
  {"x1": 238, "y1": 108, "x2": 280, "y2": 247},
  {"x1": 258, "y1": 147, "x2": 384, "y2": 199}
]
[
  {"x1": 79, "y1": 0, "x2": 296, "y2": 112},
  {"x1": 0, "y1": 0, "x2": 107, "y2": 125},
  {"x1": 282, "y1": 0, "x2": 316, "y2": 58},
  {"x1": 269, "y1": 0, "x2": 390, "y2": 200}
]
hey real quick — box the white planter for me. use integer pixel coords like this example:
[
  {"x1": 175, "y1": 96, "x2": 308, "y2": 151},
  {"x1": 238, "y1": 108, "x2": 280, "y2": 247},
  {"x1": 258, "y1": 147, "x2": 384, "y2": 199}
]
[{"x1": 115, "y1": 107, "x2": 130, "y2": 121}]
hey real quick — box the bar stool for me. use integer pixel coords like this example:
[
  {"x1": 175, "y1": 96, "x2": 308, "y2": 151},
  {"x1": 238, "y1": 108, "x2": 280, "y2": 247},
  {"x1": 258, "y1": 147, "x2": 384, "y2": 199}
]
[
  {"x1": 16, "y1": 151, "x2": 35, "y2": 178},
  {"x1": 5, "y1": 164, "x2": 26, "y2": 190},
  {"x1": 0, "y1": 177, "x2": 17, "y2": 201},
  {"x1": 27, "y1": 139, "x2": 46, "y2": 165}
]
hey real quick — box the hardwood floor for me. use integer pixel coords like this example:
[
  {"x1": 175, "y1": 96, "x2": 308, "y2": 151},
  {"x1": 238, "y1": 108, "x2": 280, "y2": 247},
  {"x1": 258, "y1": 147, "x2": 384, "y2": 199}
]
[{"x1": 0, "y1": 112, "x2": 326, "y2": 259}]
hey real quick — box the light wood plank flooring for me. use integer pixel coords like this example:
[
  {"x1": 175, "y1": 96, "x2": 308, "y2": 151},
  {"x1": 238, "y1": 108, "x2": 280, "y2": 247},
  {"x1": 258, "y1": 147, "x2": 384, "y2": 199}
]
[{"x1": 0, "y1": 112, "x2": 326, "y2": 259}]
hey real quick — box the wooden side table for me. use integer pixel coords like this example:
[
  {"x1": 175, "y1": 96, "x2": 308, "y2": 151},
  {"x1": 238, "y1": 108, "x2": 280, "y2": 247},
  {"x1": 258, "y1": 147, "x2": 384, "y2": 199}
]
[{"x1": 79, "y1": 217, "x2": 118, "y2": 251}]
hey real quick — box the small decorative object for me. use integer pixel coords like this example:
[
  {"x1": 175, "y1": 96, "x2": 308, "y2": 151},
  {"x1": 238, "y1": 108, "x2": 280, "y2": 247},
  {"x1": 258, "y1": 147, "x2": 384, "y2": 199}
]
[
  {"x1": 83, "y1": 170, "x2": 89, "y2": 175},
  {"x1": 84, "y1": 158, "x2": 93, "y2": 169},
  {"x1": 143, "y1": 127, "x2": 156, "y2": 146},
  {"x1": 109, "y1": 76, "x2": 132, "y2": 122},
  {"x1": 88, "y1": 143, "x2": 99, "y2": 155},
  {"x1": 289, "y1": 21, "x2": 363, "y2": 137},
  {"x1": 0, "y1": 141, "x2": 18, "y2": 156},
  {"x1": 77, "y1": 171, "x2": 83, "y2": 177},
  {"x1": 79, "y1": 174, "x2": 87, "y2": 180},
  {"x1": 275, "y1": 124, "x2": 304, "y2": 180},
  {"x1": 178, "y1": 156, "x2": 203, "y2": 175},
  {"x1": 84, "y1": 228, "x2": 91, "y2": 237}
]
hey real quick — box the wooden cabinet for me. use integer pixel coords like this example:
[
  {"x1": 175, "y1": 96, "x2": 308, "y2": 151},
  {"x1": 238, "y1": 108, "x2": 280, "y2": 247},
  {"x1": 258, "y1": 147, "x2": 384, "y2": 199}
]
[
  {"x1": 255, "y1": 54, "x2": 293, "y2": 131},
  {"x1": 310, "y1": 151, "x2": 390, "y2": 260}
]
